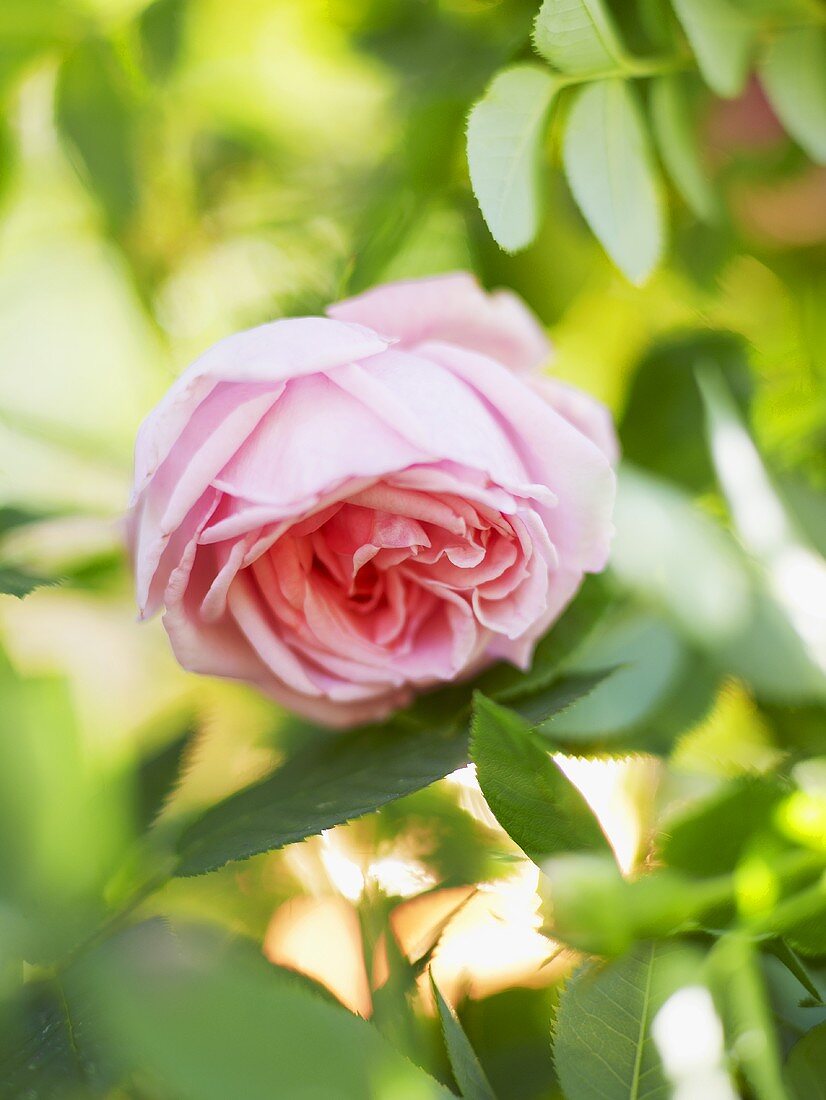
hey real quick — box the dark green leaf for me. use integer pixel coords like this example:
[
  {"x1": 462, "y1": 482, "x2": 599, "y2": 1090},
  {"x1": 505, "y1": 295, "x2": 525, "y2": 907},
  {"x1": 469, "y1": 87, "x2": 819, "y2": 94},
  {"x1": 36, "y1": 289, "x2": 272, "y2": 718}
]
[
  {"x1": 431, "y1": 974, "x2": 497, "y2": 1100},
  {"x1": 658, "y1": 775, "x2": 787, "y2": 877},
  {"x1": 0, "y1": 977, "x2": 110, "y2": 1098},
  {"x1": 176, "y1": 719, "x2": 468, "y2": 876},
  {"x1": 760, "y1": 27, "x2": 826, "y2": 164},
  {"x1": 55, "y1": 38, "x2": 139, "y2": 231},
  {"x1": 554, "y1": 941, "x2": 705, "y2": 1100},
  {"x1": 533, "y1": 0, "x2": 627, "y2": 74},
  {"x1": 139, "y1": 0, "x2": 187, "y2": 82},
  {"x1": 650, "y1": 75, "x2": 718, "y2": 222},
  {"x1": 620, "y1": 330, "x2": 752, "y2": 493},
  {"x1": 0, "y1": 505, "x2": 51, "y2": 540},
  {"x1": 563, "y1": 79, "x2": 664, "y2": 283},
  {"x1": 512, "y1": 667, "x2": 619, "y2": 728},
  {"x1": 671, "y1": 0, "x2": 755, "y2": 98},
  {"x1": 0, "y1": 566, "x2": 57, "y2": 598},
  {"x1": 766, "y1": 939, "x2": 824, "y2": 1005},
  {"x1": 470, "y1": 694, "x2": 611, "y2": 864},
  {"x1": 786, "y1": 1022, "x2": 826, "y2": 1100},
  {"x1": 467, "y1": 64, "x2": 560, "y2": 253},
  {"x1": 135, "y1": 725, "x2": 193, "y2": 832}
]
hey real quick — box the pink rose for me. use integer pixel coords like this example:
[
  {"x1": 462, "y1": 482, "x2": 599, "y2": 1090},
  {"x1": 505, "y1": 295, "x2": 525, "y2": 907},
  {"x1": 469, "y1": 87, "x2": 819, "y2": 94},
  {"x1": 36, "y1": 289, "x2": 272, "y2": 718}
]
[{"x1": 127, "y1": 274, "x2": 616, "y2": 727}]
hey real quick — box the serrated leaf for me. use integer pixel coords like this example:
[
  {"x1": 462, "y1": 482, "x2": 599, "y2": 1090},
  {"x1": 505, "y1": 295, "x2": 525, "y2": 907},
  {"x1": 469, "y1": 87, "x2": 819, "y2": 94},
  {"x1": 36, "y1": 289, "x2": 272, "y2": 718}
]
[
  {"x1": 671, "y1": 0, "x2": 755, "y2": 98},
  {"x1": 55, "y1": 38, "x2": 138, "y2": 231},
  {"x1": 176, "y1": 720, "x2": 468, "y2": 876},
  {"x1": 533, "y1": 0, "x2": 626, "y2": 74},
  {"x1": 786, "y1": 1021, "x2": 826, "y2": 1100},
  {"x1": 431, "y1": 974, "x2": 497, "y2": 1100},
  {"x1": 512, "y1": 666, "x2": 620, "y2": 728},
  {"x1": 554, "y1": 942, "x2": 701, "y2": 1100},
  {"x1": 563, "y1": 80, "x2": 664, "y2": 283},
  {"x1": 759, "y1": 27, "x2": 826, "y2": 164},
  {"x1": 650, "y1": 75, "x2": 718, "y2": 222},
  {"x1": 470, "y1": 694, "x2": 611, "y2": 864},
  {"x1": 659, "y1": 775, "x2": 787, "y2": 877},
  {"x1": 136, "y1": 724, "x2": 193, "y2": 831},
  {"x1": 0, "y1": 565, "x2": 57, "y2": 598},
  {"x1": 467, "y1": 64, "x2": 560, "y2": 252}
]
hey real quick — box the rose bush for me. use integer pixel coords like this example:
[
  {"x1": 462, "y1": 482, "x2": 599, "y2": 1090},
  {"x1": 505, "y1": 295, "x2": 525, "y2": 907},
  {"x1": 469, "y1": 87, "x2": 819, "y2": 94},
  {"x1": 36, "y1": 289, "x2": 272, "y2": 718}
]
[{"x1": 127, "y1": 274, "x2": 616, "y2": 726}]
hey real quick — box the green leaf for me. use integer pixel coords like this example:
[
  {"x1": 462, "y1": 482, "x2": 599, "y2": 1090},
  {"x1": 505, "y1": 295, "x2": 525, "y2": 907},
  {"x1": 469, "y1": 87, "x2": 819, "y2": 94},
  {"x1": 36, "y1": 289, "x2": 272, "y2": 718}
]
[
  {"x1": 470, "y1": 694, "x2": 611, "y2": 864},
  {"x1": 55, "y1": 38, "x2": 139, "y2": 231},
  {"x1": 766, "y1": 939, "x2": 824, "y2": 1005},
  {"x1": 563, "y1": 79, "x2": 664, "y2": 283},
  {"x1": 650, "y1": 75, "x2": 718, "y2": 222},
  {"x1": 139, "y1": 0, "x2": 187, "y2": 82},
  {"x1": 659, "y1": 776, "x2": 787, "y2": 877},
  {"x1": 759, "y1": 28, "x2": 826, "y2": 164},
  {"x1": 82, "y1": 923, "x2": 454, "y2": 1100},
  {"x1": 786, "y1": 1022, "x2": 826, "y2": 1100},
  {"x1": 533, "y1": 0, "x2": 627, "y2": 74},
  {"x1": 554, "y1": 942, "x2": 704, "y2": 1100},
  {"x1": 671, "y1": 0, "x2": 756, "y2": 97},
  {"x1": 0, "y1": 977, "x2": 110, "y2": 1098},
  {"x1": 135, "y1": 724, "x2": 193, "y2": 832},
  {"x1": 467, "y1": 64, "x2": 560, "y2": 253},
  {"x1": 0, "y1": 566, "x2": 57, "y2": 598},
  {"x1": 512, "y1": 667, "x2": 620, "y2": 728},
  {"x1": 176, "y1": 719, "x2": 468, "y2": 876},
  {"x1": 431, "y1": 974, "x2": 497, "y2": 1100},
  {"x1": 709, "y1": 933, "x2": 789, "y2": 1100},
  {"x1": 0, "y1": 505, "x2": 51, "y2": 540}
]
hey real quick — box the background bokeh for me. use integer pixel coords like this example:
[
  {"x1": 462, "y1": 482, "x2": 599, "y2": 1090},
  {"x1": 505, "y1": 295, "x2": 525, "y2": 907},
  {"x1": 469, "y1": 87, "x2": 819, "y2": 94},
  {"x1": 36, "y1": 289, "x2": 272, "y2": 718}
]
[{"x1": 0, "y1": 1, "x2": 825, "y2": 1098}]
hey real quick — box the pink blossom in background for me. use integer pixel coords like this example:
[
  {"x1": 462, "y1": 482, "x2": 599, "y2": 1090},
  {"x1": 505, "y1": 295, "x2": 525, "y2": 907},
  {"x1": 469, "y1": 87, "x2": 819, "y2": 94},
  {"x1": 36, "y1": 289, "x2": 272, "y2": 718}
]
[{"x1": 127, "y1": 273, "x2": 617, "y2": 727}]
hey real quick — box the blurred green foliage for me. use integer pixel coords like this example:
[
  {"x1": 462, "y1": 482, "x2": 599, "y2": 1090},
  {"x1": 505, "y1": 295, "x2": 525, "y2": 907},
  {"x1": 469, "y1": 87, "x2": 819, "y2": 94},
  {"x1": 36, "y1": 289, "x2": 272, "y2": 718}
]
[{"x1": 0, "y1": 0, "x2": 825, "y2": 1097}]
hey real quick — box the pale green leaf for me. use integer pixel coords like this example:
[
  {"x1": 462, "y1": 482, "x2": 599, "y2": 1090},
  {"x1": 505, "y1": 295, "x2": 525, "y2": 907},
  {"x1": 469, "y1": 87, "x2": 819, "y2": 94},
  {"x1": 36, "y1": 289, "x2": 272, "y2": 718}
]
[
  {"x1": 563, "y1": 80, "x2": 664, "y2": 283},
  {"x1": 760, "y1": 28, "x2": 826, "y2": 164},
  {"x1": 554, "y1": 942, "x2": 704, "y2": 1100},
  {"x1": 650, "y1": 75, "x2": 718, "y2": 222},
  {"x1": 786, "y1": 1022, "x2": 826, "y2": 1100},
  {"x1": 533, "y1": 0, "x2": 626, "y2": 74},
  {"x1": 671, "y1": 0, "x2": 756, "y2": 98},
  {"x1": 431, "y1": 975, "x2": 497, "y2": 1100},
  {"x1": 470, "y1": 694, "x2": 611, "y2": 864},
  {"x1": 467, "y1": 64, "x2": 560, "y2": 252}
]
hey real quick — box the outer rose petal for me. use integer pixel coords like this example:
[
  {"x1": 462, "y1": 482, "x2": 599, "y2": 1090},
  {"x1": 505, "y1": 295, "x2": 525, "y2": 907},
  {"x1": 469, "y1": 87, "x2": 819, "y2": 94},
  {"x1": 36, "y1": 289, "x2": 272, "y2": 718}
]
[
  {"x1": 327, "y1": 272, "x2": 550, "y2": 373},
  {"x1": 133, "y1": 317, "x2": 390, "y2": 502},
  {"x1": 531, "y1": 376, "x2": 620, "y2": 465}
]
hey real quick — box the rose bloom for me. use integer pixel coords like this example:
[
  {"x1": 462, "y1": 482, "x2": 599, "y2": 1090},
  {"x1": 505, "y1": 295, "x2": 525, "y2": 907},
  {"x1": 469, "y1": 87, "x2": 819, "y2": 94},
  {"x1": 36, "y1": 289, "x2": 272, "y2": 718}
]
[{"x1": 127, "y1": 274, "x2": 617, "y2": 727}]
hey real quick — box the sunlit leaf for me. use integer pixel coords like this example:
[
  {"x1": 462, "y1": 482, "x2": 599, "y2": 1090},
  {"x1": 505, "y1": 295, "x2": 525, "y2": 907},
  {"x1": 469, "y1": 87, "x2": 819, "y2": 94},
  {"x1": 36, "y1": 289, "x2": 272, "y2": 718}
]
[
  {"x1": 563, "y1": 80, "x2": 664, "y2": 283},
  {"x1": 431, "y1": 974, "x2": 497, "y2": 1100},
  {"x1": 650, "y1": 75, "x2": 718, "y2": 222},
  {"x1": 467, "y1": 64, "x2": 560, "y2": 253},
  {"x1": 533, "y1": 0, "x2": 627, "y2": 74},
  {"x1": 759, "y1": 27, "x2": 826, "y2": 164},
  {"x1": 671, "y1": 0, "x2": 755, "y2": 98},
  {"x1": 470, "y1": 694, "x2": 611, "y2": 864}
]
